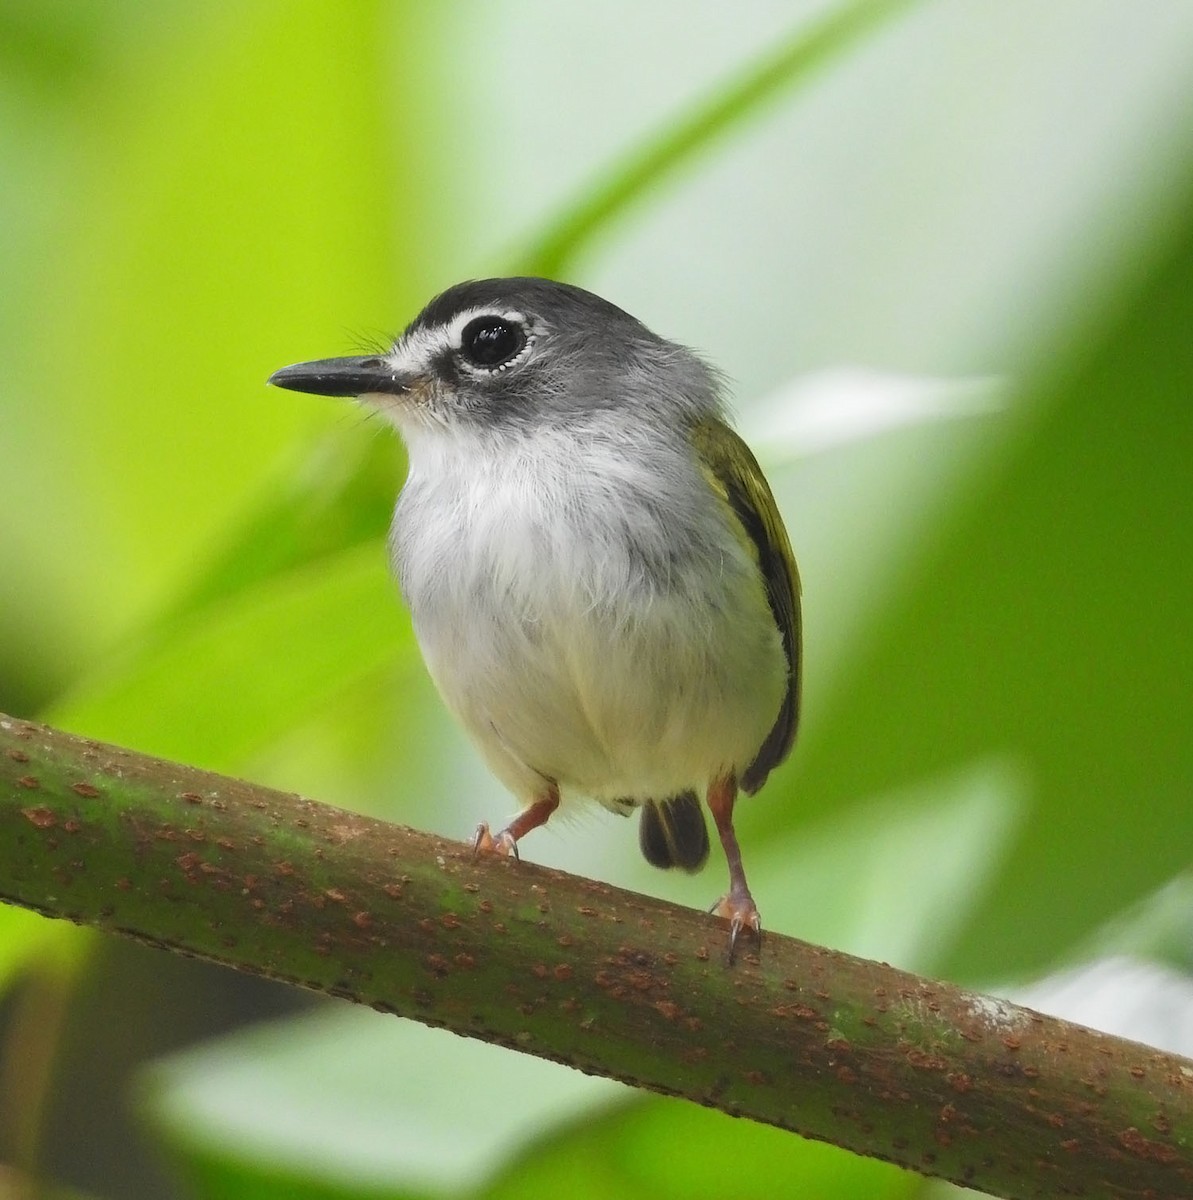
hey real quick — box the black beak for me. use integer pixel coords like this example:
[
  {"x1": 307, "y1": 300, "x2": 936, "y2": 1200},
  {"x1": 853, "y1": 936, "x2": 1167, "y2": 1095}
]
[{"x1": 267, "y1": 355, "x2": 407, "y2": 398}]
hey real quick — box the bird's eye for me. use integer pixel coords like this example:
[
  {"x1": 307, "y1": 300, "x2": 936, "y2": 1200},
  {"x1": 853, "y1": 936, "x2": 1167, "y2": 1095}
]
[{"x1": 459, "y1": 316, "x2": 527, "y2": 370}]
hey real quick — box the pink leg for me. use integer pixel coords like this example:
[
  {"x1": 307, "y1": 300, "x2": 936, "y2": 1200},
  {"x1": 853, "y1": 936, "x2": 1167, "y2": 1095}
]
[
  {"x1": 473, "y1": 784, "x2": 560, "y2": 859},
  {"x1": 707, "y1": 773, "x2": 761, "y2": 960}
]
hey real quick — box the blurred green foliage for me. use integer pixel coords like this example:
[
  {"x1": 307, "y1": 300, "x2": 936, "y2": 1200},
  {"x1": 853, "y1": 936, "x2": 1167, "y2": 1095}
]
[{"x1": 2, "y1": 2, "x2": 1192, "y2": 1198}]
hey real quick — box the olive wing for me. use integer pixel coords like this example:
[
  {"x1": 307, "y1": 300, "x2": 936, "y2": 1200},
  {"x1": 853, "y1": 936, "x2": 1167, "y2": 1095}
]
[{"x1": 691, "y1": 417, "x2": 801, "y2": 793}]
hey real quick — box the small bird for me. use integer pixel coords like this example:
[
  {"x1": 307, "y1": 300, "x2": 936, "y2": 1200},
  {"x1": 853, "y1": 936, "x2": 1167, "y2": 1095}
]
[{"x1": 270, "y1": 278, "x2": 800, "y2": 956}]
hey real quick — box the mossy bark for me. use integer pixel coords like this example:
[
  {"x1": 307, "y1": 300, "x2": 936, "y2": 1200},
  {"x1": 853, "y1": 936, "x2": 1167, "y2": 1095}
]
[{"x1": 1, "y1": 713, "x2": 1190, "y2": 1199}]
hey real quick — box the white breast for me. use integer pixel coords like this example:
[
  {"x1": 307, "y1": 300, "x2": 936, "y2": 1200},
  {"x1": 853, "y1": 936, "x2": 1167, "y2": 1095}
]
[{"x1": 391, "y1": 421, "x2": 786, "y2": 807}]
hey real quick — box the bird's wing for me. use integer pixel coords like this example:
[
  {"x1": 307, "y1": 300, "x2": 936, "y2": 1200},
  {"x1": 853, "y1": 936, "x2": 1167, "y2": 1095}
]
[{"x1": 691, "y1": 416, "x2": 801, "y2": 793}]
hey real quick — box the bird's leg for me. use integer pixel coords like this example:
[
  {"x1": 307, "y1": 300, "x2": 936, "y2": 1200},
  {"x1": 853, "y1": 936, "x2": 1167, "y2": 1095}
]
[
  {"x1": 473, "y1": 784, "x2": 559, "y2": 859},
  {"x1": 707, "y1": 772, "x2": 761, "y2": 960}
]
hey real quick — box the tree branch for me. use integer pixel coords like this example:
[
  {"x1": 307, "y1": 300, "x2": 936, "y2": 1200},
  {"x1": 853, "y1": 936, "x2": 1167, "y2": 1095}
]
[{"x1": 1, "y1": 713, "x2": 1189, "y2": 1198}]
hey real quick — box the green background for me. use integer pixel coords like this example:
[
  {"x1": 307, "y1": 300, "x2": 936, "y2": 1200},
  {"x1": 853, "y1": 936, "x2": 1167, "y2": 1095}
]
[{"x1": 1, "y1": 2, "x2": 1191, "y2": 1197}]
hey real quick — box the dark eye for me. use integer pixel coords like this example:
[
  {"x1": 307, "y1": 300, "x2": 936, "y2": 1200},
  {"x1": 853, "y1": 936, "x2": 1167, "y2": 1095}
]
[{"x1": 460, "y1": 316, "x2": 526, "y2": 369}]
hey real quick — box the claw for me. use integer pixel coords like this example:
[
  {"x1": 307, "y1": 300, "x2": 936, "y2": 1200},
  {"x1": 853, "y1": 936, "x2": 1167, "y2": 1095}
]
[
  {"x1": 472, "y1": 822, "x2": 518, "y2": 859},
  {"x1": 711, "y1": 891, "x2": 762, "y2": 964},
  {"x1": 470, "y1": 790, "x2": 559, "y2": 863}
]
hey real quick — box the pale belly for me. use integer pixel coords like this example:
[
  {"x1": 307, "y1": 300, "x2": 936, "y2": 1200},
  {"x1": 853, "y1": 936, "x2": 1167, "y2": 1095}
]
[
  {"x1": 393, "y1": 454, "x2": 786, "y2": 807},
  {"x1": 417, "y1": 584, "x2": 783, "y2": 804}
]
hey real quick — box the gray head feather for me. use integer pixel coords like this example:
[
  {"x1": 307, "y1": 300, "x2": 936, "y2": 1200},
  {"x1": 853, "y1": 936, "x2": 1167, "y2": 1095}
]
[{"x1": 394, "y1": 277, "x2": 726, "y2": 435}]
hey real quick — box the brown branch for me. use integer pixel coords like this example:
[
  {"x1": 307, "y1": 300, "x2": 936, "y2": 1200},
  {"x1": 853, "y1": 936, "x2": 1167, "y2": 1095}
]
[{"x1": 0, "y1": 712, "x2": 1189, "y2": 1198}]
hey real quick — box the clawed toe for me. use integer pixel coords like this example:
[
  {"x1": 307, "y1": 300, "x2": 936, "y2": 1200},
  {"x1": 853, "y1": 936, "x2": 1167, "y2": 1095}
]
[
  {"x1": 471, "y1": 791, "x2": 557, "y2": 862},
  {"x1": 472, "y1": 822, "x2": 519, "y2": 859},
  {"x1": 711, "y1": 891, "x2": 762, "y2": 963}
]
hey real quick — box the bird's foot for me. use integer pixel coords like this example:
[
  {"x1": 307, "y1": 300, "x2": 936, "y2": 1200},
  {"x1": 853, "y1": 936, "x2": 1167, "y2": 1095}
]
[
  {"x1": 471, "y1": 790, "x2": 559, "y2": 861},
  {"x1": 710, "y1": 889, "x2": 761, "y2": 964},
  {"x1": 472, "y1": 822, "x2": 519, "y2": 859}
]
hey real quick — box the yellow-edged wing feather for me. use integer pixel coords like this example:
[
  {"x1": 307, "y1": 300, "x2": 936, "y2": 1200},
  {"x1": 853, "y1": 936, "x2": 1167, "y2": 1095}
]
[{"x1": 691, "y1": 417, "x2": 801, "y2": 794}]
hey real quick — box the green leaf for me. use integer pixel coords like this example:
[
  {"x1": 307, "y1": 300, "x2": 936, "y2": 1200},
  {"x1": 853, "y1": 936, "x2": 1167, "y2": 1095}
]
[
  {"x1": 749, "y1": 759, "x2": 1024, "y2": 973},
  {"x1": 776, "y1": 174, "x2": 1193, "y2": 981},
  {"x1": 156, "y1": 426, "x2": 402, "y2": 636},
  {"x1": 1073, "y1": 873, "x2": 1193, "y2": 974},
  {"x1": 0, "y1": 908, "x2": 86, "y2": 992},
  {"x1": 144, "y1": 1009, "x2": 920, "y2": 1200},
  {"x1": 48, "y1": 545, "x2": 406, "y2": 773},
  {"x1": 483, "y1": 1096, "x2": 920, "y2": 1200},
  {"x1": 517, "y1": 0, "x2": 921, "y2": 277},
  {"x1": 142, "y1": 1008, "x2": 625, "y2": 1199},
  {"x1": 160, "y1": 1159, "x2": 397, "y2": 1200},
  {"x1": 9, "y1": 0, "x2": 410, "y2": 657}
]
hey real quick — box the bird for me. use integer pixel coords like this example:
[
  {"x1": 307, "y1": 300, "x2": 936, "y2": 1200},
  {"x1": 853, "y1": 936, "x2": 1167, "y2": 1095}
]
[{"x1": 269, "y1": 277, "x2": 800, "y2": 957}]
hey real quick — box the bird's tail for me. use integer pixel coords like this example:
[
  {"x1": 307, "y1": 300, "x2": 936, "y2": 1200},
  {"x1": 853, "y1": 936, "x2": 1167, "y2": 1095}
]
[{"x1": 639, "y1": 792, "x2": 709, "y2": 873}]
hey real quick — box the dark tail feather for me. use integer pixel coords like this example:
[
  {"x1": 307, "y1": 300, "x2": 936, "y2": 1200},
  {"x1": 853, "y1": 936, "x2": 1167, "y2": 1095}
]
[{"x1": 639, "y1": 792, "x2": 709, "y2": 873}]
